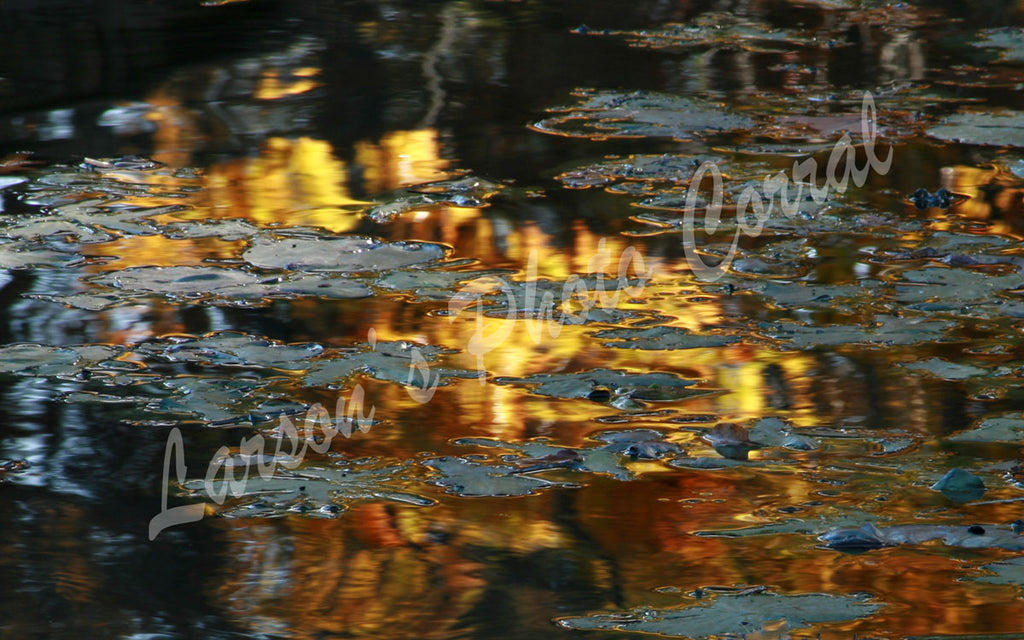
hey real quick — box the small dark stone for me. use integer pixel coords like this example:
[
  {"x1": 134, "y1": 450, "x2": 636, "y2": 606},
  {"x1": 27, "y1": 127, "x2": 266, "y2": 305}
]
[{"x1": 968, "y1": 525, "x2": 985, "y2": 535}]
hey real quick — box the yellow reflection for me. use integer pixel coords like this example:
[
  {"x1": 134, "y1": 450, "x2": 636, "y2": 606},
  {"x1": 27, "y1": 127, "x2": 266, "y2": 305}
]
[
  {"x1": 355, "y1": 129, "x2": 451, "y2": 192},
  {"x1": 255, "y1": 71, "x2": 320, "y2": 100},
  {"x1": 945, "y1": 163, "x2": 1024, "y2": 239}
]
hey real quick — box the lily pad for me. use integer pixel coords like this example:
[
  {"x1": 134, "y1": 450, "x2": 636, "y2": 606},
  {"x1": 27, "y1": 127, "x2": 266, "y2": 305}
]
[
  {"x1": 302, "y1": 341, "x2": 482, "y2": 388},
  {"x1": 971, "y1": 28, "x2": 1024, "y2": 63},
  {"x1": 496, "y1": 368, "x2": 705, "y2": 404},
  {"x1": 972, "y1": 555, "x2": 1024, "y2": 586},
  {"x1": 243, "y1": 234, "x2": 448, "y2": 271},
  {"x1": 365, "y1": 176, "x2": 502, "y2": 223},
  {"x1": 91, "y1": 266, "x2": 261, "y2": 295},
  {"x1": 594, "y1": 326, "x2": 740, "y2": 350},
  {"x1": 928, "y1": 111, "x2": 1024, "y2": 148},
  {"x1": 900, "y1": 358, "x2": 988, "y2": 381},
  {"x1": 183, "y1": 458, "x2": 434, "y2": 517},
  {"x1": 423, "y1": 455, "x2": 566, "y2": 497},
  {"x1": 894, "y1": 267, "x2": 1024, "y2": 304},
  {"x1": 930, "y1": 468, "x2": 986, "y2": 502},
  {"x1": 948, "y1": 415, "x2": 1024, "y2": 443},
  {"x1": 762, "y1": 315, "x2": 954, "y2": 349},
  {"x1": 533, "y1": 90, "x2": 756, "y2": 141},
  {"x1": 556, "y1": 590, "x2": 883, "y2": 637},
  {"x1": 556, "y1": 154, "x2": 725, "y2": 189}
]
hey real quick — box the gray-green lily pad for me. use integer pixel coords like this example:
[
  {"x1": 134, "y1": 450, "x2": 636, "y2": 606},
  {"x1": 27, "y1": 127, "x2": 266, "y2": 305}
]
[
  {"x1": 423, "y1": 455, "x2": 567, "y2": 497},
  {"x1": 144, "y1": 332, "x2": 324, "y2": 370},
  {"x1": 555, "y1": 590, "x2": 883, "y2": 637},
  {"x1": 243, "y1": 234, "x2": 448, "y2": 271},
  {"x1": 763, "y1": 315, "x2": 954, "y2": 349},
  {"x1": 496, "y1": 368, "x2": 702, "y2": 402},
  {"x1": 183, "y1": 458, "x2": 434, "y2": 517},
  {"x1": 594, "y1": 326, "x2": 740, "y2": 350},
  {"x1": 928, "y1": 111, "x2": 1024, "y2": 148},
  {"x1": 365, "y1": 176, "x2": 502, "y2": 223},
  {"x1": 900, "y1": 358, "x2": 988, "y2": 381},
  {"x1": 948, "y1": 416, "x2": 1024, "y2": 443},
  {"x1": 455, "y1": 437, "x2": 636, "y2": 480},
  {"x1": 895, "y1": 267, "x2": 1024, "y2": 304},
  {"x1": 971, "y1": 555, "x2": 1024, "y2": 586},
  {"x1": 533, "y1": 90, "x2": 756, "y2": 141},
  {"x1": 556, "y1": 154, "x2": 726, "y2": 189},
  {"x1": 91, "y1": 265, "x2": 261, "y2": 295},
  {"x1": 302, "y1": 341, "x2": 482, "y2": 388},
  {"x1": 971, "y1": 28, "x2": 1024, "y2": 63},
  {"x1": 931, "y1": 468, "x2": 986, "y2": 502}
]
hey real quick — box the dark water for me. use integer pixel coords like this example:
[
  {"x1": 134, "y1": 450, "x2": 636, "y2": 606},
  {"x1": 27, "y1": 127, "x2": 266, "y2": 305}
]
[{"x1": 2, "y1": 1, "x2": 1024, "y2": 639}]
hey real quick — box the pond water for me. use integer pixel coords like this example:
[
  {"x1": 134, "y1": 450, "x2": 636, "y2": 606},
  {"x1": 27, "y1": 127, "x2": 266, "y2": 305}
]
[{"x1": 2, "y1": 1, "x2": 1024, "y2": 638}]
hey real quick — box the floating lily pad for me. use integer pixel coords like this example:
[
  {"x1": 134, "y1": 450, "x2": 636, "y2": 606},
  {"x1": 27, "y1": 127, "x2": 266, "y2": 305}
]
[
  {"x1": 931, "y1": 468, "x2": 986, "y2": 502},
  {"x1": 895, "y1": 267, "x2": 1024, "y2": 304},
  {"x1": 556, "y1": 590, "x2": 883, "y2": 637},
  {"x1": 423, "y1": 456, "x2": 566, "y2": 497},
  {"x1": 533, "y1": 90, "x2": 756, "y2": 141},
  {"x1": 948, "y1": 415, "x2": 1024, "y2": 443},
  {"x1": 971, "y1": 28, "x2": 1024, "y2": 63},
  {"x1": 602, "y1": 13, "x2": 820, "y2": 52},
  {"x1": 594, "y1": 326, "x2": 740, "y2": 350},
  {"x1": 0, "y1": 344, "x2": 84, "y2": 376},
  {"x1": 763, "y1": 315, "x2": 954, "y2": 349},
  {"x1": 496, "y1": 368, "x2": 702, "y2": 402},
  {"x1": 972, "y1": 555, "x2": 1024, "y2": 586},
  {"x1": 183, "y1": 458, "x2": 434, "y2": 518},
  {"x1": 821, "y1": 523, "x2": 1024, "y2": 552},
  {"x1": 91, "y1": 265, "x2": 261, "y2": 295},
  {"x1": 556, "y1": 154, "x2": 725, "y2": 189},
  {"x1": 900, "y1": 358, "x2": 988, "y2": 381},
  {"x1": 243, "y1": 234, "x2": 448, "y2": 271},
  {"x1": 365, "y1": 176, "x2": 502, "y2": 223},
  {"x1": 928, "y1": 111, "x2": 1024, "y2": 148},
  {"x1": 143, "y1": 332, "x2": 324, "y2": 370},
  {"x1": 302, "y1": 341, "x2": 482, "y2": 388},
  {"x1": 456, "y1": 437, "x2": 636, "y2": 480}
]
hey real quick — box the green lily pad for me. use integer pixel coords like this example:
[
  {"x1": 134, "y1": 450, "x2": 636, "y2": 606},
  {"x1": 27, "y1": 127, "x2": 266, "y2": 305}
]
[
  {"x1": 556, "y1": 154, "x2": 725, "y2": 189},
  {"x1": 365, "y1": 176, "x2": 503, "y2": 223},
  {"x1": 971, "y1": 28, "x2": 1024, "y2": 63},
  {"x1": 895, "y1": 267, "x2": 1024, "y2": 304},
  {"x1": 183, "y1": 458, "x2": 434, "y2": 518},
  {"x1": 143, "y1": 332, "x2": 324, "y2": 370},
  {"x1": 972, "y1": 556, "x2": 1024, "y2": 586},
  {"x1": 900, "y1": 358, "x2": 988, "y2": 381},
  {"x1": 302, "y1": 341, "x2": 482, "y2": 388},
  {"x1": 533, "y1": 89, "x2": 756, "y2": 141},
  {"x1": 930, "y1": 468, "x2": 986, "y2": 502},
  {"x1": 928, "y1": 111, "x2": 1024, "y2": 148},
  {"x1": 763, "y1": 315, "x2": 954, "y2": 349},
  {"x1": 948, "y1": 415, "x2": 1024, "y2": 443},
  {"x1": 423, "y1": 456, "x2": 567, "y2": 497},
  {"x1": 556, "y1": 590, "x2": 884, "y2": 637},
  {"x1": 243, "y1": 234, "x2": 448, "y2": 271},
  {"x1": 91, "y1": 265, "x2": 261, "y2": 294},
  {"x1": 594, "y1": 326, "x2": 740, "y2": 350},
  {"x1": 496, "y1": 368, "x2": 702, "y2": 401}
]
